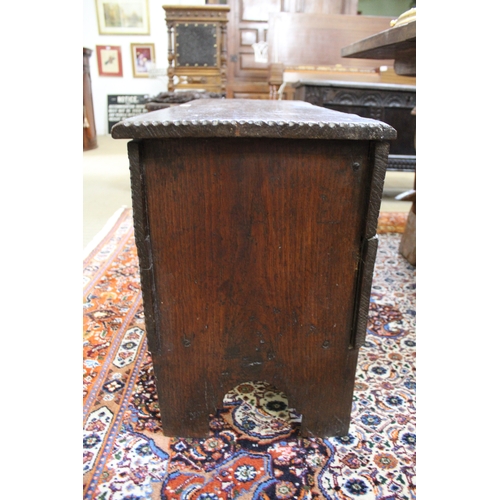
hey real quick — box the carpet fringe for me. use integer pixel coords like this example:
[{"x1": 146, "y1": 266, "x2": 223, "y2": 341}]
[{"x1": 83, "y1": 206, "x2": 131, "y2": 260}]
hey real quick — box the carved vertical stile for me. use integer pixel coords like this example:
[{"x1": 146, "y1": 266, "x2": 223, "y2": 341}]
[
  {"x1": 127, "y1": 141, "x2": 161, "y2": 354},
  {"x1": 365, "y1": 141, "x2": 390, "y2": 239},
  {"x1": 167, "y1": 22, "x2": 175, "y2": 92},
  {"x1": 350, "y1": 236, "x2": 378, "y2": 349},
  {"x1": 220, "y1": 22, "x2": 228, "y2": 92},
  {"x1": 350, "y1": 141, "x2": 390, "y2": 349}
]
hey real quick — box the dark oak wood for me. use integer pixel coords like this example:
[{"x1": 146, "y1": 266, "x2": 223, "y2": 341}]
[
  {"x1": 294, "y1": 80, "x2": 416, "y2": 171},
  {"x1": 83, "y1": 48, "x2": 97, "y2": 151},
  {"x1": 112, "y1": 99, "x2": 396, "y2": 141},
  {"x1": 341, "y1": 20, "x2": 416, "y2": 77},
  {"x1": 112, "y1": 99, "x2": 395, "y2": 437}
]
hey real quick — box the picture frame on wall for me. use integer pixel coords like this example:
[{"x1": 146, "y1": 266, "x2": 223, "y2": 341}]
[
  {"x1": 131, "y1": 43, "x2": 155, "y2": 77},
  {"x1": 95, "y1": 0, "x2": 150, "y2": 35},
  {"x1": 96, "y1": 45, "x2": 123, "y2": 77}
]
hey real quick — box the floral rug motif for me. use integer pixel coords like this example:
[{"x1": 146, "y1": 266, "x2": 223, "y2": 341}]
[{"x1": 83, "y1": 208, "x2": 415, "y2": 499}]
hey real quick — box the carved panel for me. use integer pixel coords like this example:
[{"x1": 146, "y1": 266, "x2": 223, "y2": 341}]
[
  {"x1": 294, "y1": 82, "x2": 416, "y2": 170},
  {"x1": 322, "y1": 88, "x2": 416, "y2": 108},
  {"x1": 175, "y1": 24, "x2": 217, "y2": 67},
  {"x1": 387, "y1": 156, "x2": 416, "y2": 172}
]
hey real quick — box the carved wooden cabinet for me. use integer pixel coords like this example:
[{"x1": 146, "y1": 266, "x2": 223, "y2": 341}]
[
  {"x1": 294, "y1": 80, "x2": 416, "y2": 171},
  {"x1": 111, "y1": 99, "x2": 395, "y2": 437},
  {"x1": 163, "y1": 5, "x2": 230, "y2": 93},
  {"x1": 83, "y1": 47, "x2": 97, "y2": 151}
]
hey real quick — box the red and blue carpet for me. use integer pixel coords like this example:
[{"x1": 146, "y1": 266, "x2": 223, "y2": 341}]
[{"x1": 83, "y1": 208, "x2": 415, "y2": 499}]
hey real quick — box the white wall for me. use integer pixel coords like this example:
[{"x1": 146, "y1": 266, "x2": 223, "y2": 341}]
[{"x1": 83, "y1": 0, "x2": 205, "y2": 135}]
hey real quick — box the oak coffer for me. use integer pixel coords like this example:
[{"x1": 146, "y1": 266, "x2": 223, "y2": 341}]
[{"x1": 111, "y1": 99, "x2": 396, "y2": 437}]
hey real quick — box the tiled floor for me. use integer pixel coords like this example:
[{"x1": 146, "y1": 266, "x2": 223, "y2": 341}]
[{"x1": 83, "y1": 134, "x2": 413, "y2": 250}]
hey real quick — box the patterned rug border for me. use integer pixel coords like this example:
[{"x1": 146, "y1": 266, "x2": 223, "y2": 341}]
[{"x1": 83, "y1": 206, "x2": 131, "y2": 263}]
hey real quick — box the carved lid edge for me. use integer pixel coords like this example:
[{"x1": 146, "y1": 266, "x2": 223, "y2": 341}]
[{"x1": 111, "y1": 117, "x2": 397, "y2": 141}]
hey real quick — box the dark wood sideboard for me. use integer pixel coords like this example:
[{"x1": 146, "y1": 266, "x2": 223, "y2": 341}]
[
  {"x1": 111, "y1": 99, "x2": 395, "y2": 438},
  {"x1": 294, "y1": 80, "x2": 416, "y2": 171}
]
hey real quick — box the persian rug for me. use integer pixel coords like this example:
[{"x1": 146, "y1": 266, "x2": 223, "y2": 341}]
[{"x1": 83, "y1": 208, "x2": 415, "y2": 500}]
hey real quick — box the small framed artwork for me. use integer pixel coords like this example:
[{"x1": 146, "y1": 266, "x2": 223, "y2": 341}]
[
  {"x1": 95, "y1": 0, "x2": 150, "y2": 35},
  {"x1": 96, "y1": 45, "x2": 123, "y2": 77},
  {"x1": 131, "y1": 43, "x2": 155, "y2": 77}
]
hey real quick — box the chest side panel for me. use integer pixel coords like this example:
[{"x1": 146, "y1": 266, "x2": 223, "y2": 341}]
[{"x1": 141, "y1": 137, "x2": 375, "y2": 430}]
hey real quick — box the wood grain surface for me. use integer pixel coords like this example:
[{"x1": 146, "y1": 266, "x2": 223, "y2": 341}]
[
  {"x1": 119, "y1": 99, "x2": 393, "y2": 437},
  {"x1": 138, "y1": 137, "x2": 382, "y2": 436}
]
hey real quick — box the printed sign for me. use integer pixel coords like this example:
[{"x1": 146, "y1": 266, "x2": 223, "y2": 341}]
[{"x1": 107, "y1": 94, "x2": 149, "y2": 133}]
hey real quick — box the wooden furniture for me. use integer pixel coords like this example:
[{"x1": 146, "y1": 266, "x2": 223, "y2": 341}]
[
  {"x1": 163, "y1": 5, "x2": 230, "y2": 93},
  {"x1": 266, "y1": 12, "x2": 416, "y2": 99},
  {"x1": 83, "y1": 48, "x2": 97, "y2": 151},
  {"x1": 112, "y1": 99, "x2": 395, "y2": 438},
  {"x1": 224, "y1": 0, "x2": 358, "y2": 99},
  {"x1": 342, "y1": 17, "x2": 416, "y2": 265},
  {"x1": 341, "y1": 18, "x2": 416, "y2": 76},
  {"x1": 294, "y1": 80, "x2": 416, "y2": 171}
]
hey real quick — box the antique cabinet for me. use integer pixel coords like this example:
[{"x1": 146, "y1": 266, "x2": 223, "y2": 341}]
[
  {"x1": 111, "y1": 99, "x2": 395, "y2": 437},
  {"x1": 163, "y1": 5, "x2": 230, "y2": 92},
  {"x1": 294, "y1": 80, "x2": 416, "y2": 171}
]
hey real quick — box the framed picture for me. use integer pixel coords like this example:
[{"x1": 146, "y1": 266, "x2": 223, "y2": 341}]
[
  {"x1": 95, "y1": 0, "x2": 150, "y2": 35},
  {"x1": 96, "y1": 45, "x2": 123, "y2": 77},
  {"x1": 131, "y1": 43, "x2": 155, "y2": 77}
]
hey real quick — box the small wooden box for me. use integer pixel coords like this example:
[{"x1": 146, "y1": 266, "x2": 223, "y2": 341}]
[{"x1": 111, "y1": 99, "x2": 395, "y2": 437}]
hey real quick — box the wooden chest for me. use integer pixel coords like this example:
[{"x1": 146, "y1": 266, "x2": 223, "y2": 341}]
[
  {"x1": 294, "y1": 80, "x2": 416, "y2": 171},
  {"x1": 111, "y1": 99, "x2": 395, "y2": 437}
]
